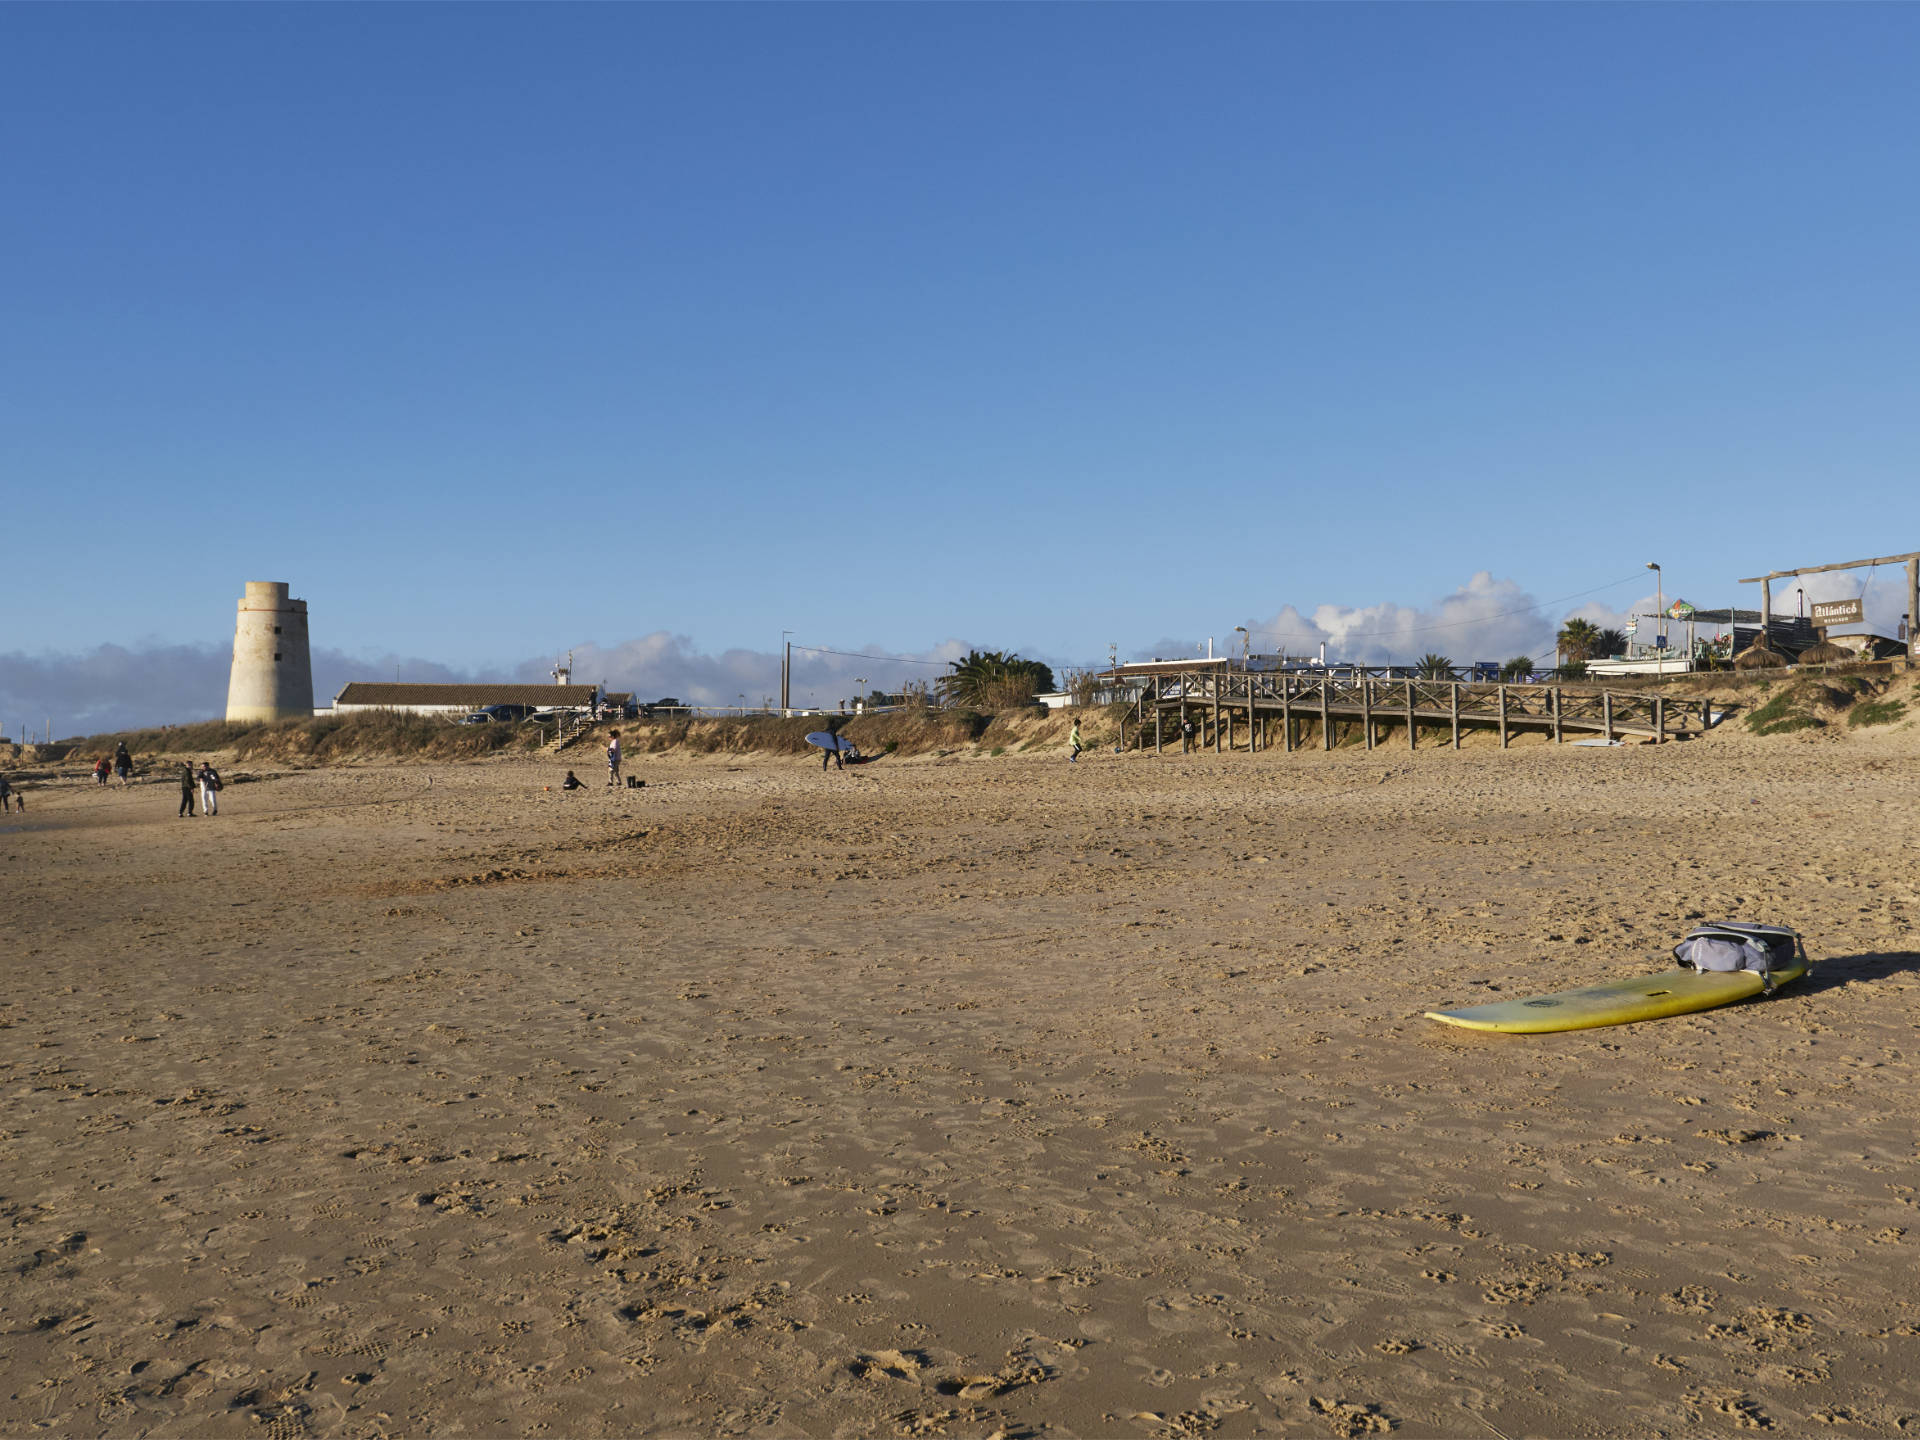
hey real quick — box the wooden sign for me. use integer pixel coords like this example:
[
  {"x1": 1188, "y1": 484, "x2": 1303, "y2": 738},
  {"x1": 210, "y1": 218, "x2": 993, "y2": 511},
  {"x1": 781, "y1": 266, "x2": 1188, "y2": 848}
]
[{"x1": 1810, "y1": 598, "x2": 1864, "y2": 627}]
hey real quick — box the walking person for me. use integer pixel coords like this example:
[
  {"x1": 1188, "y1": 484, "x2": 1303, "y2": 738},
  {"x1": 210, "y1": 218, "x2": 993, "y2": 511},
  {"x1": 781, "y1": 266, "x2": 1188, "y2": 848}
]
[
  {"x1": 113, "y1": 741, "x2": 132, "y2": 786},
  {"x1": 198, "y1": 761, "x2": 222, "y2": 816},
  {"x1": 1067, "y1": 717, "x2": 1084, "y2": 763},
  {"x1": 178, "y1": 761, "x2": 197, "y2": 817},
  {"x1": 606, "y1": 729, "x2": 622, "y2": 787},
  {"x1": 94, "y1": 756, "x2": 110, "y2": 785},
  {"x1": 822, "y1": 736, "x2": 843, "y2": 771},
  {"x1": 0, "y1": 775, "x2": 13, "y2": 813}
]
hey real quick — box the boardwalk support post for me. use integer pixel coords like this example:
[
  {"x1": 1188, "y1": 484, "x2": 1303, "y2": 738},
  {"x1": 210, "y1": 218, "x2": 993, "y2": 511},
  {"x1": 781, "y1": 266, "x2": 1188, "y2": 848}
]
[{"x1": 1498, "y1": 684, "x2": 1509, "y2": 749}]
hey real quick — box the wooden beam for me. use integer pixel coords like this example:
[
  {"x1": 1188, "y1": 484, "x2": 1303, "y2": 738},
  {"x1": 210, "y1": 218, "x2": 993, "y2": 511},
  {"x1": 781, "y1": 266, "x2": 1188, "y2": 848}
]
[
  {"x1": 1321, "y1": 679, "x2": 1332, "y2": 751},
  {"x1": 1361, "y1": 679, "x2": 1374, "y2": 750},
  {"x1": 1552, "y1": 685, "x2": 1562, "y2": 744},
  {"x1": 1739, "y1": 550, "x2": 1920, "y2": 583},
  {"x1": 1498, "y1": 684, "x2": 1508, "y2": 748},
  {"x1": 1603, "y1": 690, "x2": 1613, "y2": 743},
  {"x1": 1450, "y1": 682, "x2": 1460, "y2": 749},
  {"x1": 1405, "y1": 679, "x2": 1416, "y2": 751}
]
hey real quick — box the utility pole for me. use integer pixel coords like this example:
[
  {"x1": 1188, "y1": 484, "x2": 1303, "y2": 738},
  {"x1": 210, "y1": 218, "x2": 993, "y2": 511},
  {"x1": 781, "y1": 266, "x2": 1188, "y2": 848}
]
[{"x1": 781, "y1": 632, "x2": 792, "y2": 715}]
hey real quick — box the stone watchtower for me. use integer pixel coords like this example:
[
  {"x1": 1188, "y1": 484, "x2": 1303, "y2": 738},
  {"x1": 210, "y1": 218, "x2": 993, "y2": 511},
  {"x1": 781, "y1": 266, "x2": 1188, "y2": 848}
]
[{"x1": 225, "y1": 581, "x2": 314, "y2": 722}]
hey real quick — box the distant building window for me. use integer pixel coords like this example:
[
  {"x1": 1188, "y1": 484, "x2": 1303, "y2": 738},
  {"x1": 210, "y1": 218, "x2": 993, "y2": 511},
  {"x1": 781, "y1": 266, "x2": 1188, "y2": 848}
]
[
  {"x1": 274, "y1": 653, "x2": 282, "y2": 662},
  {"x1": 274, "y1": 625, "x2": 282, "y2": 634}
]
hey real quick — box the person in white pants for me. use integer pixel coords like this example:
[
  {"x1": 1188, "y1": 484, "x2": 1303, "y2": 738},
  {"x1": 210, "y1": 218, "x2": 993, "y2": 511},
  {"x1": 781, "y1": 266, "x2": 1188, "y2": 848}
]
[{"x1": 198, "y1": 762, "x2": 221, "y2": 816}]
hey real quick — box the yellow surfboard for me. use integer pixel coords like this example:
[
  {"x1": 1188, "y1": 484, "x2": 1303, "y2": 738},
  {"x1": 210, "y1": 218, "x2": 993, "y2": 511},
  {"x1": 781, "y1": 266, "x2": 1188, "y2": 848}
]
[{"x1": 1426, "y1": 954, "x2": 1809, "y2": 1033}]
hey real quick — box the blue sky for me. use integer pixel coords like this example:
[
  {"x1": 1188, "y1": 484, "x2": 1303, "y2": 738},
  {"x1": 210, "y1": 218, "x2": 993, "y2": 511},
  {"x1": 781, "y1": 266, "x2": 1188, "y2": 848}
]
[{"x1": 4, "y1": 5, "x2": 1916, "y2": 724}]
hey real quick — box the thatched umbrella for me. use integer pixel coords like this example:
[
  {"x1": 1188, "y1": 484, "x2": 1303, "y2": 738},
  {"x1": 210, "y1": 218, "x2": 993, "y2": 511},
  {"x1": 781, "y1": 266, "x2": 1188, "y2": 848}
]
[
  {"x1": 1734, "y1": 645, "x2": 1787, "y2": 670},
  {"x1": 1794, "y1": 641, "x2": 1853, "y2": 665}
]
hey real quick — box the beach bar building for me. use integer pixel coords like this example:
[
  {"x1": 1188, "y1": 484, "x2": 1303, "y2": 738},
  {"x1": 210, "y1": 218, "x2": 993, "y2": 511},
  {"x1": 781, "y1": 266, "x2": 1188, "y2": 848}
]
[{"x1": 330, "y1": 683, "x2": 627, "y2": 718}]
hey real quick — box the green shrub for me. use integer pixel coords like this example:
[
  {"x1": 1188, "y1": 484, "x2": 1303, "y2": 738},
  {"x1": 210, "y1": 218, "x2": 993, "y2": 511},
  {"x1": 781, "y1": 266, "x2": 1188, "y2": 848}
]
[
  {"x1": 1746, "y1": 684, "x2": 1824, "y2": 736},
  {"x1": 1847, "y1": 698, "x2": 1907, "y2": 728}
]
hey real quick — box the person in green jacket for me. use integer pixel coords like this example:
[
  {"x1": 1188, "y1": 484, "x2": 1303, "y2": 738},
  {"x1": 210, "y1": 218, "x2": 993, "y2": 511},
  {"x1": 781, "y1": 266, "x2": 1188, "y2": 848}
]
[{"x1": 1068, "y1": 718, "x2": 1083, "y2": 763}]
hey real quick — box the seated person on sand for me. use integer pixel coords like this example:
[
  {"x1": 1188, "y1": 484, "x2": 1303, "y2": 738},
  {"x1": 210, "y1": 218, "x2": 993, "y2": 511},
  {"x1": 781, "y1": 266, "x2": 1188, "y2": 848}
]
[{"x1": 561, "y1": 770, "x2": 586, "y2": 791}]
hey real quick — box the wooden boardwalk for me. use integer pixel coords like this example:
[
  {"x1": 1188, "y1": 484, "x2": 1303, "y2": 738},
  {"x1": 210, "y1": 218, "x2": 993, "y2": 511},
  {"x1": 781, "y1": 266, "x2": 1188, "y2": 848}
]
[{"x1": 1111, "y1": 665, "x2": 1715, "y2": 754}]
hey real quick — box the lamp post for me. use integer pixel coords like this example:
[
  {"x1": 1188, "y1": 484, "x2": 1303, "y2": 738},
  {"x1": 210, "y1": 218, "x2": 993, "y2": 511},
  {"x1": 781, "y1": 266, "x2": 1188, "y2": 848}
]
[
  {"x1": 1647, "y1": 562, "x2": 1662, "y2": 649},
  {"x1": 855, "y1": 677, "x2": 865, "y2": 713},
  {"x1": 1233, "y1": 626, "x2": 1249, "y2": 665}
]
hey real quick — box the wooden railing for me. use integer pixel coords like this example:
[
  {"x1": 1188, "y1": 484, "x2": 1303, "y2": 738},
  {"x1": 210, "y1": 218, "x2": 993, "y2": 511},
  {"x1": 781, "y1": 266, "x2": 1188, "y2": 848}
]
[{"x1": 1122, "y1": 672, "x2": 1714, "y2": 754}]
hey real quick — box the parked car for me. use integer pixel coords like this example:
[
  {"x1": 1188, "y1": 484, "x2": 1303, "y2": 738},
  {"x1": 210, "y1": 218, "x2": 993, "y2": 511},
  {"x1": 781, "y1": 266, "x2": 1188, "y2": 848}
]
[{"x1": 462, "y1": 704, "x2": 537, "y2": 724}]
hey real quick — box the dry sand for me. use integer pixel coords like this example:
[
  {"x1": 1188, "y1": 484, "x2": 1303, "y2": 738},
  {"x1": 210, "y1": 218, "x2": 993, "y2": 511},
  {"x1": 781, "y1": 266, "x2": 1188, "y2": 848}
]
[{"x1": 4, "y1": 705, "x2": 1919, "y2": 1437}]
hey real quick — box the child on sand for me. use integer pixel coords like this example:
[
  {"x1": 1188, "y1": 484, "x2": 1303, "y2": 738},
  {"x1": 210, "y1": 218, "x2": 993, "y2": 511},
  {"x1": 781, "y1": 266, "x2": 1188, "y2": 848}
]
[
  {"x1": 562, "y1": 770, "x2": 586, "y2": 791},
  {"x1": 1068, "y1": 719, "x2": 1083, "y2": 763}
]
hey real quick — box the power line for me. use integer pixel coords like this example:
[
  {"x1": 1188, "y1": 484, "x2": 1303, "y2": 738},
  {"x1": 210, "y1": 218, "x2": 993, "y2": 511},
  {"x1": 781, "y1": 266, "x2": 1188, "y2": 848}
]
[
  {"x1": 1241, "y1": 571, "x2": 1649, "y2": 644},
  {"x1": 789, "y1": 644, "x2": 951, "y2": 668}
]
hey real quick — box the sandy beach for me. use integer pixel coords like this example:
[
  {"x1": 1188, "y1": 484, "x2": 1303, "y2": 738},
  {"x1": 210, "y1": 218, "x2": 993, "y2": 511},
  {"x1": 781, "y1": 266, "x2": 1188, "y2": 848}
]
[{"x1": 4, "y1": 705, "x2": 1919, "y2": 1437}]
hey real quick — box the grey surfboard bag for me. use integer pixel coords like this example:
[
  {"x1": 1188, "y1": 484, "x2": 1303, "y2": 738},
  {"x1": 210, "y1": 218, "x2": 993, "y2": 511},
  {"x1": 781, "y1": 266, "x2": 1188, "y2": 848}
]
[{"x1": 1673, "y1": 922, "x2": 1805, "y2": 991}]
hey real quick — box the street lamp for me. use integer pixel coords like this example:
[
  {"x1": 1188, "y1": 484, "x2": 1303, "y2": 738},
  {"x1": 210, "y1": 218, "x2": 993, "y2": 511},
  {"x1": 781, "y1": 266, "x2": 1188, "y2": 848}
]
[
  {"x1": 1647, "y1": 562, "x2": 1663, "y2": 649},
  {"x1": 855, "y1": 677, "x2": 866, "y2": 713},
  {"x1": 1233, "y1": 626, "x2": 1249, "y2": 664}
]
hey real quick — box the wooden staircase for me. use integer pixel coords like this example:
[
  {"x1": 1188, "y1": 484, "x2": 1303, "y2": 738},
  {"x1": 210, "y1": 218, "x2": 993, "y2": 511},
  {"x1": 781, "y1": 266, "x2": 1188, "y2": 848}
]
[{"x1": 543, "y1": 713, "x2": 596, "y2": 753}]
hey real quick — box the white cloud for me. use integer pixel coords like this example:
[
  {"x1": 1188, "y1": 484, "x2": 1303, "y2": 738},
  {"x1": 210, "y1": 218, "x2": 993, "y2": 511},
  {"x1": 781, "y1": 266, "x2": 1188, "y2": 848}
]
[
  {"x1": 0, "y1": 632, "x2": 990, "y2": 736},
  {"x1": 0, "y1": 642, "x2": 490, "y2": 740},
  {"x1": 1231, "y1": 571, "x2": 1581, "y2": 667},
  {"x1": 526, "y1": 632, "x2": 976, "y2": 708}
]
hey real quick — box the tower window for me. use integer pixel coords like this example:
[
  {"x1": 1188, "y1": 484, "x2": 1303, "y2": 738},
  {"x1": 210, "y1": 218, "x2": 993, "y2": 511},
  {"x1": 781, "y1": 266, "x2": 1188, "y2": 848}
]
[
  {"x1": 274, "y1": 653, "x2": 282, "y2": 662},
  {"x1": 274, "y1": 625, "x2": 282, "y2": 634}
]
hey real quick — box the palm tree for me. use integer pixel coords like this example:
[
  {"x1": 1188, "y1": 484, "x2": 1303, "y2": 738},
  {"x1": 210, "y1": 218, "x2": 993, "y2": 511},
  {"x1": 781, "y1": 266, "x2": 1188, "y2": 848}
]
[
  {"x1": 1415, "y1": 653, "x2": 1455, "y2": 679},
  {"x1": 940, "y1": 650, "x2": 1057, "y2": 709},
  {"x1": 1595, "y1": 627, "x2": 1627, "y2": 659},
  {"x1": 1500, "y1": 655, "x2": 1535, "y2": 682},
  {"x1": 1555, "y1": 618, "x2": 1603, "y2": 665}
]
